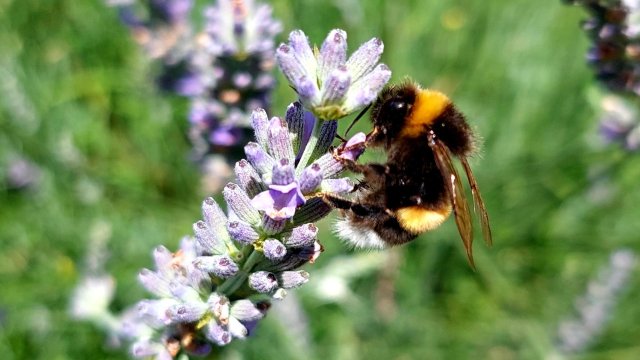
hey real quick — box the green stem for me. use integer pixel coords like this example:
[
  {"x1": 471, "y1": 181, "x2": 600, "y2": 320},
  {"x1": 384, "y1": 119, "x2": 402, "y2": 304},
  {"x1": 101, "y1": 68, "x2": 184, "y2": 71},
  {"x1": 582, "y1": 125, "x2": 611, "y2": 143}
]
[
  {"x1": 295, "y1": 119, "x2": 323, "y2": 175},
  {"x1": 217, "y1": 249, "x2": 264, "y2": 296}
]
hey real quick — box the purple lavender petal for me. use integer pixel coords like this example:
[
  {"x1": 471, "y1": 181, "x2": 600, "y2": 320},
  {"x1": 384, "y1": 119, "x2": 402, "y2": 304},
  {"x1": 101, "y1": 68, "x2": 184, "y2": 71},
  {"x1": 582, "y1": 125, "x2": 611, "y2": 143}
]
[{"x1": 337, "y1": 132, "x2": 367, "y2": 161}]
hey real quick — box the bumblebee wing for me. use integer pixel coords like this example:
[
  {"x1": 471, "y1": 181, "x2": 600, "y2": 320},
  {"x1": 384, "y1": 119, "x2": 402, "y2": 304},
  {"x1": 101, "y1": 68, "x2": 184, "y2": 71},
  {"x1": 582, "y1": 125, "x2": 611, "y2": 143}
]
[
  {"x1": 429, "y1": 135, "x2": 475, "y2": 268},
  {"x1": 460, "y1": 157, "x2": 493, "y2": 247}
]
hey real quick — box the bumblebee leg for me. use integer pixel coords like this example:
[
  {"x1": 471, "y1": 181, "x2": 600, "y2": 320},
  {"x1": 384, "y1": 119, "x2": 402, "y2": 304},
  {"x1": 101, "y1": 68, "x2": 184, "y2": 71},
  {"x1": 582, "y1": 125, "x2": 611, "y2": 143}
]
[{"x1": 322, "y1": 193, "x2": 389, "y2": 217}]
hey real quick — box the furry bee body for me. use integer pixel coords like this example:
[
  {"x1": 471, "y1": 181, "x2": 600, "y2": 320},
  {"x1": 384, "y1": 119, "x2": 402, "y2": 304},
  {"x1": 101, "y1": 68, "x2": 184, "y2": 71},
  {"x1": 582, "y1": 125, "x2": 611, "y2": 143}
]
[{"x1": 326, "y1": 81, "x2": 491, "y2": 267}]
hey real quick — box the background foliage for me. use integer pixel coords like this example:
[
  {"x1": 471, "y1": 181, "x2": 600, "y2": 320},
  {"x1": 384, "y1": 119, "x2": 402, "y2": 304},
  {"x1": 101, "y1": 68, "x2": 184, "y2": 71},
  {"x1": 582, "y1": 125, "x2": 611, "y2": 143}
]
[{"x1": 1, "y1": 0, "x2": 639, "y2": 359}]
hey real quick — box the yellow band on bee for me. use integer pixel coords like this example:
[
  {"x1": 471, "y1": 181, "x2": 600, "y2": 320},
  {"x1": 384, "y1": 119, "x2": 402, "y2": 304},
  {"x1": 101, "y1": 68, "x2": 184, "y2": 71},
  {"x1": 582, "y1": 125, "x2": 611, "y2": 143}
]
[
  {"x1": 399, "y1": 89, "x2": 450, "y2": 138},
  {"x1": 396, "y1": 205, "x2": 452, "y2": 234}
]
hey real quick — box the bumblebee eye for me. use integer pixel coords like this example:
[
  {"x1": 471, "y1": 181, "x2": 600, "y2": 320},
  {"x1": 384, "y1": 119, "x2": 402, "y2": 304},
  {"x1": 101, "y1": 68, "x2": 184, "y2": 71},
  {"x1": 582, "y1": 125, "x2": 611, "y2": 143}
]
[{"x1": 389, "y1": 100, "x2": 406, "y2": 112}]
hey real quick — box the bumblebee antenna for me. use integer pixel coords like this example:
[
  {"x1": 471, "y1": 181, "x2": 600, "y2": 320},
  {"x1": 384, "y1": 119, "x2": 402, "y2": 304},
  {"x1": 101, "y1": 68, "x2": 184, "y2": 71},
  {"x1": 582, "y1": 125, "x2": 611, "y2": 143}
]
[{"x1": 344, "y1": 105, "x2": 371, "y2": 137}]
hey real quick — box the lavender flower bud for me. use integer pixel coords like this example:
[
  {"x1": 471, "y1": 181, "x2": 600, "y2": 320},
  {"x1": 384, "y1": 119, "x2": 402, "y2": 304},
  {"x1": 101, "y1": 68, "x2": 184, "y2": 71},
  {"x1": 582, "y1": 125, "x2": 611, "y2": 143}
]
[
  {"x1": 263, "y1": 239, "x2": 287, "y2": 261},
  {"x1": 314, "y1": 152, "x2": 345, "y2": 178},
  {"x1": 193, "y1": 255, "x2": 239, "y2": 279},
  {"x1": 227, "y1": 220, "x2": 259, "y2": 245},
  {"x1": 346, "y1": 37, "x2": 384, "y2": 81},
  {"x1": 152, "y1": 245, "x2": 173, "y2": 271},
  {"x1": 320, "y1": 66, "x2": 351, "y2": 105},
  {"x1": 266, "y1": 117, "x2": 295, "y2": 161},
  {"x1": 137, "y1": 299, "x2": 175, "y2": 327},
  {"x1": 275, "y1": 43, "x2": 307, "y2": 88},
  {"x1": 261, "y1": 215, "x2": 286, "y2": 235},
  {"x1": 292, "y1": 198, "x2": 332, "y2": 224},
  {"x1": 166, "y1": 302, "x2": 208, "y2": 324},
  {"x1": 202, "y1": 197, "x2": 231, "y2": 243},
  {"x1": 228, "y1": 316, "x2": 249, "y2": 338},
  {"x1": 234, "y1": 159, "x2": 266, "y2": 198},
  {"x1": 279, "y1": 270, "x2": 310, "y2": 289},
  {"x1": 206, "y1": 322, "x2": 232, "y2": 346},
  {"x1": 310, "y1": 120, "x2": 338, "y2": 160},
  {"x1": 273, "y1": 288, "x2": 288, "y2": 300},
  {"x1": 138, "y1": 269, "x2": 170, "y2": 298},
  {"x1": 288, "y1": 30, "x2": 316, "y2": 79},
  {"x1": 223, "y1": 183, "x2": 261, "y2": 225},
  {"x1": 296, "y1": 75, "x2": 321, "y2": 105},
  {"x1": 193, "y1": 220, "x2": 224, "y2": 255},
  {"x1": 284, "y1": 223, "x2": 318, "y2": 248},
  {"x1": 208, "y1": 293, "x2": 230, "y2": 323},
  {"x1": 251, "y1": 108, "x2": 270, "y2": 148},
  {"x1": 132, "y1": 339, "x2": 172, "y2": 358},
  {"x1": 285, "y1": 101, "x2": 305, "y2": 153},
  {"x1": 248, "y1": 271, "x2": 278, "y2": 293},
  {"x1": 299, "y1": 163, "x2": 323, "y2": 193},
  {"x1": 321, "y1": 178, "x2": 355, "y2": 193},
  {"x1": 245, "y1": 142, "x2": 276, "y2": 175},
  {"x1": 317, "y1": 29, "x2": 348, "y2": 84},
  {"x1": 230, "y1": 300, "x2": 264, "y2": 322},
  {"x1": 344, "y1": 63, "x2": 391, "y2": 112},
  {"x1": 271, "y1": 159, "x2": 295, "y2": 186}
]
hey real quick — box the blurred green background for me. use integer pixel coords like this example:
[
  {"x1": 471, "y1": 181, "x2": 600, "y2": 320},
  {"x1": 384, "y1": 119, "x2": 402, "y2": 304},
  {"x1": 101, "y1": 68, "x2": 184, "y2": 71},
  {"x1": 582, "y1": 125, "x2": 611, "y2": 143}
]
[{"x1": 2, "y1": 0, "x2": 640, "y2": 359}]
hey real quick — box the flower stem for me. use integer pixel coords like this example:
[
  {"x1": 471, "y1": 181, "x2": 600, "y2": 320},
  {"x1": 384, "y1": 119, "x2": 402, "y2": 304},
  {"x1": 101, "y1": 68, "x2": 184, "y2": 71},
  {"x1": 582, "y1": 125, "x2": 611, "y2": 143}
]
[
  {"x1": 217, "y1": 249, "x2": 263, "y2": 296},
  {"x1": 295, "y1": 119, "x2": 323, "y2": 175}
]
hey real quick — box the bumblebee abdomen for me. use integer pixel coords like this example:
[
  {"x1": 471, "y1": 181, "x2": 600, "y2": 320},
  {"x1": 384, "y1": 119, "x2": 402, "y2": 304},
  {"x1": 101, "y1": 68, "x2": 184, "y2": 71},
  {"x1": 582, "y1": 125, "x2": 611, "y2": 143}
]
[{"x1": 396, "y1": 204, "x2": 452, "y2": 234}]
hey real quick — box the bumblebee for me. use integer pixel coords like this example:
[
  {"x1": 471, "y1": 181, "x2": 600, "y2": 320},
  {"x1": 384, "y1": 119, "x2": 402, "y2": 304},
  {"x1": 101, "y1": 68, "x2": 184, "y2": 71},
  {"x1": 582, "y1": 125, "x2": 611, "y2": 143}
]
[{"x1": 324, "y1": 81, "x2": 492, "y2": 268}]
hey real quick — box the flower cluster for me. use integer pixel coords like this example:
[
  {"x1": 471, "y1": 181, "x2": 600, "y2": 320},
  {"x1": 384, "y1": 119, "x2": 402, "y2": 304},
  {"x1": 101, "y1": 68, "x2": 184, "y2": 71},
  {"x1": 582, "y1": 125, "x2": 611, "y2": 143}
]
[
  {"x1": 111, "y1": 103, "x2": 366, "y2": 358},
  {"x1": 276, "y1": 29, "x2": 391, "y2": 121},
  {"x1": 564, "y1": 0, "x2": 640, "y2": 151},
  {"x1": 556, "y1": 249, "x2": 636, "y2": 354},
  {"x1": 106, "y1": 0, "x2": 282, "y2": 160},
  {"x1": 71, "y1": 25, "x2": 389, "y2": 358},
  {"x1": 107, "y1": 0, "x2": 199, "y2": 95},
  {"x1": 188, "y1": 0, "x2": 282, "y2": 157},
  {"x1": 564, "y1": 0, "x2": 634, "y2": 92}
]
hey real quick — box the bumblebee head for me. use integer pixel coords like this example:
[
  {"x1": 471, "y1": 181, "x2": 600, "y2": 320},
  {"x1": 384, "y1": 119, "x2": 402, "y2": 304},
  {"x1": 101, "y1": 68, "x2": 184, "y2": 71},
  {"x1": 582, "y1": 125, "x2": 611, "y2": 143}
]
[
  {"x1": 368, "y1": 82, "x2": 474, "y2": 156},
  {"x1": 368, "y1": 82, "x2": 418, "y2": 148}
]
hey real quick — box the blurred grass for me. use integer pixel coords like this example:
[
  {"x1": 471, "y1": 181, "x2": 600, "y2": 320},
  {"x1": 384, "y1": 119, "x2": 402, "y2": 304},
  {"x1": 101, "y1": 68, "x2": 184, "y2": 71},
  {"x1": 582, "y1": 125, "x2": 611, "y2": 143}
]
[{"x1": 1, "y1": 0, "x2": 640, "y2": 359}]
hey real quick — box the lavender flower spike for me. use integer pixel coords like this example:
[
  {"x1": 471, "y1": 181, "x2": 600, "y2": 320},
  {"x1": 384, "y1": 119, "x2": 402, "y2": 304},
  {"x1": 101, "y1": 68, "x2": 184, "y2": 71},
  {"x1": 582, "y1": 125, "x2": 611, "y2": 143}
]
[
  {"x1": 188, "y1": 0, "x2": 282, "y2": 155},
  {"x1": 277, "y1": 29, "x2": 391, "y2": 120},
  {"x1": 92, "y1": 101, "x2": 368, "y2": 357}
]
